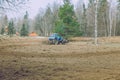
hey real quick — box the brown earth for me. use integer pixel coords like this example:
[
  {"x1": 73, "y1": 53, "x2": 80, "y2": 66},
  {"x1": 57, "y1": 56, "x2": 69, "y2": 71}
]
[{"x1": 0, "y1": 37, "x2": 120, "y2": 80}]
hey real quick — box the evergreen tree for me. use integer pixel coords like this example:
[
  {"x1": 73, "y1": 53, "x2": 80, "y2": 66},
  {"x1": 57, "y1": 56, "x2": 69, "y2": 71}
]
[
  {"x1": 8, "y1": 20, "x2": 15, "y2": 37},
  {"x1": 23, "y1": 11, "x2": 29, "y2": 34},
  {"x1": 1, "y1": 27, "x2": 5, "y2": 35},
  {"x1": 20, "y1": 24, "x2": 28, "y2": 36},
  {"x1": 19, "y1": 11, "x2": 29, "y2": 37},
  {"x1": 55, "y1": 0, "x2": 81, "y2": 38}
]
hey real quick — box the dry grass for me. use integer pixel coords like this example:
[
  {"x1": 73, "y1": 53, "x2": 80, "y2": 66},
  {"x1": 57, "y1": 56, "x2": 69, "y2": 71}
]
[{"x1": 0, "y1": 36, "x2": 120, "y2": 80}]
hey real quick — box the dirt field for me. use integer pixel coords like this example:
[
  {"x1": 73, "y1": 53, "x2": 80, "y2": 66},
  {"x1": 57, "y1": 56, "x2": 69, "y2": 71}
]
[{"x1": 0, "y1": 36, "x2": 120, "y2": 80}]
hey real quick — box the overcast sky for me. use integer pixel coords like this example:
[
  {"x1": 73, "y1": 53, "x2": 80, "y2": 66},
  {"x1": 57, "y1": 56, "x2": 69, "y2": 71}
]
[
  {"x1": 6, "y1": 0, "x2": 88, "y2": 19},
  {"x1": 7, "y1": 0, "x2": 116, "y2": 19},
  {"x1": 28, "y1": 0, "x2": 88, "y2": 18}
]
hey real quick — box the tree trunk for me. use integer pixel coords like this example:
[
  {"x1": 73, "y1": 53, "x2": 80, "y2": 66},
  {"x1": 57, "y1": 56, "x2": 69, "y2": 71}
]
[
  {"x1": 94, "y1": 0, "x2": 98, "y2": 45},
  {"x1": 109, "y1": 1, "x2": 112, "y2": 37}
]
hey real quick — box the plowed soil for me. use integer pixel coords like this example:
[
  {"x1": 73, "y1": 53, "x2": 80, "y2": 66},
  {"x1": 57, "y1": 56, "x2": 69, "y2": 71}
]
[{"x1": 0, "y1": 37, "x2": 120, "y2": 80}]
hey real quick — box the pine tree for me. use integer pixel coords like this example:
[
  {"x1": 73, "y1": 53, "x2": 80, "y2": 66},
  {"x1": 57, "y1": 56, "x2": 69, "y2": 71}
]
[
  {"x1": 55, "y1": 0, "x2": 81, "y2": 38},
  {"x1": 20, "y1": 24, "x2": 28, "y2": 36},
  {"x1": 1, "y1": 27, "x2": 5, "y2": 35},
  {"x1": 23, "y1": 11, "x2": 29, "y2": 34},
  {"x1": 8, "y1": 20, "x2": 15, "y2": 37}
]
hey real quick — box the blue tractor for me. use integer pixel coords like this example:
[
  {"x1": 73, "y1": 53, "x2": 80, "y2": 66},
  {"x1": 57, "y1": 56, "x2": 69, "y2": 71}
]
[{"x1": 48, "y1": 33, "x2": 68, "y2": 45}]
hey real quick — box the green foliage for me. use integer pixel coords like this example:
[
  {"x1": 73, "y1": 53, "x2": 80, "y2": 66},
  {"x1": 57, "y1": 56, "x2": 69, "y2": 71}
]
[
  {"x1": 23, "y1": 11, "x2": 29, "y2": 34},
  {"x1": 55, "y1": 0, "x2": 81, "y2": 38},
  {"x1": 54, "y1": 20, "x2": 65, "y2": 36},
  {"x1": 8, "y1": 21, "x2": 15, "y2": 37},
  {"x1": 1, "y1": 27, "x2": 5, "y2": 35},
  {"x1": 24, "y1": 11, "x2": 29, "y2": 20},
  {"x1": 20, "y1": 24, "x2": 28, "y2": 36},
  {"x1": 21, "y1": 24, "x2": 28, "y2": 36}
]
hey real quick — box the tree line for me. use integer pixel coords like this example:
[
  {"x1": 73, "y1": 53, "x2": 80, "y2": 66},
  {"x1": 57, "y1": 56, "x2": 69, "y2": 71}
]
[{"x1": 0, "y1": 0, "x2": 120, "y2": 38}]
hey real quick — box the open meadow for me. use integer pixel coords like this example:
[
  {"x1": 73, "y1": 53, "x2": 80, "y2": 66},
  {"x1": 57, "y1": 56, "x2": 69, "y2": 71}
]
[{"x1": 0, "y1": 36, "x2": 120, "y2": 80}]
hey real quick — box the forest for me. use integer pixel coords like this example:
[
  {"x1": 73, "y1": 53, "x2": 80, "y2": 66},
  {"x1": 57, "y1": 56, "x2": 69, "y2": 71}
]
[
  {"x1": 1, "y1": 0, "x2": 120, "y2": 80},
  {"x1": 0, "y1": 0, "x2": 120, "y2": 38}
]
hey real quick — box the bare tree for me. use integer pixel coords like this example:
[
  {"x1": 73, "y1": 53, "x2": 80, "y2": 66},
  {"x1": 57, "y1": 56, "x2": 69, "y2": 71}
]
[
  {"x1": 108, "y1": 0, "x2": 112, "y2": 37},
  {"x1": 34, "y1": 2, "x2": 60, "y2": 36},
  {"x1": 94, "y1": 0, "x2": 98, "y2": 45},
  {"x1": 86, "y1": 0, "x2": 95, "y2": 37},
  {"x1": 0, "y1": 0, "x2": 28, "y2": 12}
]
